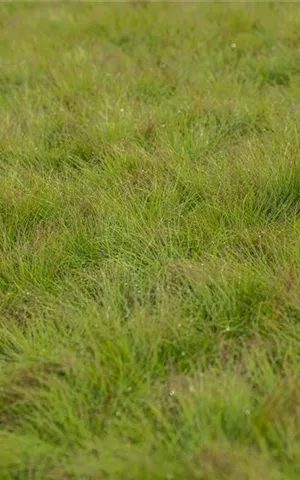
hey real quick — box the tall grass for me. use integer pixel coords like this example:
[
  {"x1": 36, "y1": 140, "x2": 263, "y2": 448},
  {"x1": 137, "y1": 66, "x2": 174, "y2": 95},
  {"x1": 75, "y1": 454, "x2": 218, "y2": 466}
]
[{"x1": 0, "y1": 2, "x2": 300, "y2": 479}]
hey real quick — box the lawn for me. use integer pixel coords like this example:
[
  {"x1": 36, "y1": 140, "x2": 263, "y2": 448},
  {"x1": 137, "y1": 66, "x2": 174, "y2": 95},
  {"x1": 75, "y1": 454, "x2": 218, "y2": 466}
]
[{"x1": 0, "y1": 2, "x2": 300, "y2": 479}]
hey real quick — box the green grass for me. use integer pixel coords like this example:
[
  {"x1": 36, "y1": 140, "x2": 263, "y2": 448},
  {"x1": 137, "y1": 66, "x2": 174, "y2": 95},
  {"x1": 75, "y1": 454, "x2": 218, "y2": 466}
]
[{"x1": 0, "y1": 2, "x2": 300, "y2": 478}]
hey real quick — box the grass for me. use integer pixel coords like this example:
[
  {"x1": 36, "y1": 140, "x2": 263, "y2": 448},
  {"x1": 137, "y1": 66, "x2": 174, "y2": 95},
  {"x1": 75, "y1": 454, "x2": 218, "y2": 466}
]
[{"x1": 0, "y1": 1, "x2": 300, "y2": 478}]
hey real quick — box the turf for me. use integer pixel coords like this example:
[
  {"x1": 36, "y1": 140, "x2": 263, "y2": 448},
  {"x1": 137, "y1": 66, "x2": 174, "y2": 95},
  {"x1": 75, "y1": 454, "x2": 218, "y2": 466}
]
[{"x1": 0, "y1": 2, "x2": 300, "y2": 479}]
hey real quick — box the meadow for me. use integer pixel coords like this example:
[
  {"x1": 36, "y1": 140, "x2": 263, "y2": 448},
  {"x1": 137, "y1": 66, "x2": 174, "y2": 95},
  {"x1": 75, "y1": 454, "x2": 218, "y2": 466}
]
[{"x1": 0, "y1": 2, "x2": 300, "y2": 479}]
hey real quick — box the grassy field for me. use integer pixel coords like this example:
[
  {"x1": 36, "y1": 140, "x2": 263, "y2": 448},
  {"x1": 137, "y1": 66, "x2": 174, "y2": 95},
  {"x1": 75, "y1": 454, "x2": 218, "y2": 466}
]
[{"x1": 0, "y1": 2, "x2": 300, "y2": 479}]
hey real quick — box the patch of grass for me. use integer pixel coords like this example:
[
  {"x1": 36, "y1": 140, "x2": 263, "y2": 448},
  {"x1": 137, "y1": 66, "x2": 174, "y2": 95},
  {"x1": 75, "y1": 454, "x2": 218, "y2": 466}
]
[{"x1": 0, "y1": 2, "x2": 300, "y2": 479}]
